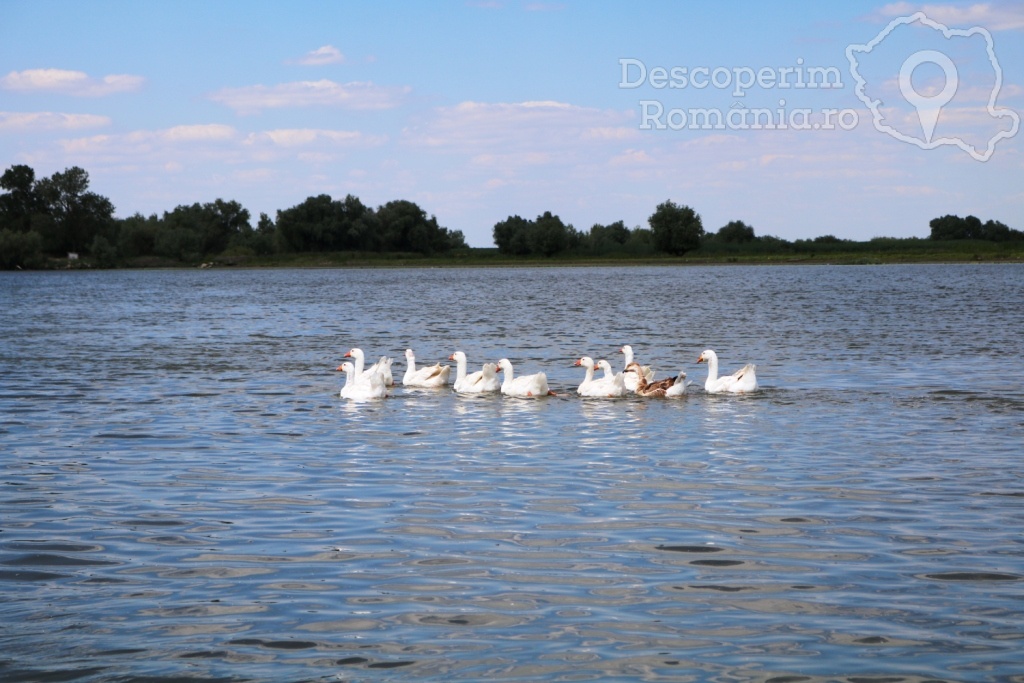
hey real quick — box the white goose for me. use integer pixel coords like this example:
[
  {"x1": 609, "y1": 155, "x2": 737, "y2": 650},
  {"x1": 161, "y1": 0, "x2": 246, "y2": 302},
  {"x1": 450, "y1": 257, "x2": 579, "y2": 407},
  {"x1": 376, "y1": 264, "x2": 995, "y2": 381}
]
[
  {"x1": 664, "y1": 370, "x2": 691, "y2": 398},
  {"x1": 619, "y1": 345, "x2": 654, "y2": 392},
  {"x1": 450, "y1": 351, "x2": 501, "y2": 394},
  {"x1": 337, "y1": 361, "x2": 388, "y2": 400},
  {"x1": 496, "y1": 358, "x2": 554, "y2": 398},
  {"x1": 697, "y1": 349, "x2": 758, "y2": 394},
  {"x1": 576, "y1": 357, "x2": 627, "y2": 398},
  {"x1": 344, "y1": 348, "x2": 394, "y2": 386},
  {"x1": 402, "y1": 348, "x2": 450, "y2": 388}
]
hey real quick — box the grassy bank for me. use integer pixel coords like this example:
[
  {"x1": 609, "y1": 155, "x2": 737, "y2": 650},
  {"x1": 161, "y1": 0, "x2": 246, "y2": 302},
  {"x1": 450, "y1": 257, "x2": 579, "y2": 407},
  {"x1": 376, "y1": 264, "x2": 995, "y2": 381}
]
[{"x1": 32, "y1": 239, "x2": 1024, "y2": 270}]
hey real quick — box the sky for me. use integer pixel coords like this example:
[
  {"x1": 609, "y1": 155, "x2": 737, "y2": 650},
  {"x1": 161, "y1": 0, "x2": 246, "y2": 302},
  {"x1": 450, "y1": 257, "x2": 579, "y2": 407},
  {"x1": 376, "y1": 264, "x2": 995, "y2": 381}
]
[{"x1": 1, "y1": 1, "x2": 1021, "y2": 247}]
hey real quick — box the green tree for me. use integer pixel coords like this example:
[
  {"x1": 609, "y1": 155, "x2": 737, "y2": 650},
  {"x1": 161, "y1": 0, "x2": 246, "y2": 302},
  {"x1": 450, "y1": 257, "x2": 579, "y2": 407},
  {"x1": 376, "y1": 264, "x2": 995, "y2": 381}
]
[
  {"x1": 493, "y1": 215, "x2": 532, "y2": 255},
  {"x1": 649, "y1": 200, "x2": 703, "y2": 255},
  {"x1": 715, "y1": 220, "x2": 756, "y2": 243},
  {"x1": 117, "y1": 213, "x2": 160, "y2": 259},
  {"x1": 0, "y1": 228, "x2": 43, "y2": 269},
  {"x1": 249, "y1": 212, "x2": 278, "y2": 255},
  {"x1": 981, "y1": 219, "x2": 1024, "y2": 241},
  {"x1": 529, "y1": 211, "x2": 570, "y2": 256},
  {"x1": 30, "y1": 167, "x2": 115, "y2": 255},
  {"x1": 0, "y1": 164, "x2": 41, "y2": 233}
]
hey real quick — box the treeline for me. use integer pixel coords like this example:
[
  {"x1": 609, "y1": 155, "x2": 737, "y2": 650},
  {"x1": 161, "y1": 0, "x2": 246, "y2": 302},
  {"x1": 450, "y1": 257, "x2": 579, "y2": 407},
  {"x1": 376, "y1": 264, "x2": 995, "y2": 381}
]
[
  {"x1": 2, "y1": 163, "x2": 1021, "y2": 269},
  {"x1": 0, "y1": 164, "x2": 467, "y2": 269},
  {"x1": 492, "y1": 201, "x2": 1023, "y2": 259}
]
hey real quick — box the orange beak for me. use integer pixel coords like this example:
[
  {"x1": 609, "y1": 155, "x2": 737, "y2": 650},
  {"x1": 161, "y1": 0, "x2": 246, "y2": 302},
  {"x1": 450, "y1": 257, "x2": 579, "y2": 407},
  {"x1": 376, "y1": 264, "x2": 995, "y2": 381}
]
[
  {"x1": 696, "y1": 356, "x2": 704, "y2": 364},
  {"x1": 335, "y1": 364, "x2": 345, "y2": 371},
  {"x1": 344, "y1": 350, "x2": 353, "y2": 358}
]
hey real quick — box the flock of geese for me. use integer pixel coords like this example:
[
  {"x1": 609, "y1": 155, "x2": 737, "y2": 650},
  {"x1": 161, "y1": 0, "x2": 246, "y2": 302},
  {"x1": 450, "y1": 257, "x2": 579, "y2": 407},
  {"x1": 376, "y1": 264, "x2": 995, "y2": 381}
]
[{"x1": 336, "y1": 345, "x2": 758, "y2": 400}]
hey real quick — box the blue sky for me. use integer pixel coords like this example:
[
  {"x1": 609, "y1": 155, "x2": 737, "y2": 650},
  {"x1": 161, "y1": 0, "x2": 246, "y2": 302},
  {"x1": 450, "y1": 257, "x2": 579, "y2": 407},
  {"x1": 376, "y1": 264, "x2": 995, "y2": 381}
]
[{"x1": 2, "y1": 1, "x2": 1021, "y2": 247}]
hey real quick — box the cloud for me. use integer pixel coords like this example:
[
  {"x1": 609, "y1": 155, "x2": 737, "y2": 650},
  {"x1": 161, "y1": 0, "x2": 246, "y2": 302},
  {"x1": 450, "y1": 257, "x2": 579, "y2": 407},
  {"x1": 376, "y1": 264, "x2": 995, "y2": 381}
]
[
  {"x1": 0, "y1": 68, "x2": 144, "y2": 96},
  {"x1": 208, "y1": 79, "x2": 410, "y2": 114},
  {"x1": 405, "y1": 100, "x2": 634, "y2": 153},
  {"x1": 162, "y1": 124, "x2": 237, "y2": 142},
  {"x1": 0, "y1": 111, "x2": 111, "y2": 131},
  {"x1": 243, "y1": 128, "x2": 386, "y2": 147},
  {"x1": 877, "y1": 3, "x2": 1024, "y2": 30},
  {"x1": 292, "y1": 45, "x2": 346, "y2": 66}
]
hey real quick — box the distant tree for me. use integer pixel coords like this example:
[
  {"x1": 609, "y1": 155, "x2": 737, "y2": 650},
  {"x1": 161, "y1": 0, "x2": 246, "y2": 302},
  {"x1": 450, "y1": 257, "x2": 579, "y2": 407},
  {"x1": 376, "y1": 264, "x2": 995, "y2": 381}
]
[
  {"x1": 90, "y1": 234, "x2": 118, "y2": 268},
  {"x1": 276, "y1": 194, "x2": 343, "y2": 252},
  {"x1": 588, "y1": 220, "x2": 630, "y2": 253},
  {"x1": 0, "y1": 164, "x2": 41, "y2": 233},
  {"x1": 0, "y1": 228, "x2": 43, "y2": 269},
  {"x1": 158, "y1": 200, "x2": 251, "y2": 258},
  {"x1": 529, "y1": 211, "x2": 571, "y2": 256},
  {"x1": 117, "y1": 213, "x2": 160, "y2": 259},
  {"x1": 715, "y1": 220, "x2": 756, "y2": 243},
  {"x1": 930, "y1": 214, "x2": 963, "y2": 240},
  {"x1": 250, "y1": 212, "x2": 278, "y2": 255},
  {"x1": 981, "y1": 219, "x2": 1024, "y2": 242},
  {"x1": 32, "y1": 167, "x2": 115, "y2": 255},
  {"x1": 929, "y1": 214, "x2": 1021, "y2": 241},
  {"x1": 649, "y1": 200, "x2": 703, "y2": 255},
  {"x1": 493, "y1": 215, "x2": 532, "y2": 255}
]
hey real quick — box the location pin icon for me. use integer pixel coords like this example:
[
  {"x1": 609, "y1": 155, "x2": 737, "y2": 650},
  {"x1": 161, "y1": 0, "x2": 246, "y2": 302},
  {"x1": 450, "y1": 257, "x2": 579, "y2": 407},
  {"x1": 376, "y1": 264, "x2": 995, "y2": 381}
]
[{"x1": 899, "y1": 50, "x2": 958, "y2": 143}]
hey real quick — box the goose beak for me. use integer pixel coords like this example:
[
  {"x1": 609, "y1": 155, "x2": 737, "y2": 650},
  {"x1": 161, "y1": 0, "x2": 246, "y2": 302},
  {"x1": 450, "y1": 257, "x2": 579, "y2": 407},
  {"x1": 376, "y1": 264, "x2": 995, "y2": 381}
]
[
  {"x1": 448, "y1": 353, "x2": 455, "y2": 361},
  {"x1": 335, "y1": 364, "x2": 345, "y2": 371},
  {"x1": 344, "y1": 350, "x2": 353, "y2": 358},
  {"x1": 573, "y1": 359, "x2": 582, "y2": 367},
  {"x1": 696, "y1": 356, "x2": 705, "y2": 363}
]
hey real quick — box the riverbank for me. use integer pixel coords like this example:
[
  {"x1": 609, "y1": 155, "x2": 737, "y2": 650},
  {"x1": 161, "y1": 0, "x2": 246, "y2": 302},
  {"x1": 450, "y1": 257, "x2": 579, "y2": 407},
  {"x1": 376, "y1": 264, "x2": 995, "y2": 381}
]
[{"x1": 24, "y1": 239, "x2": 1024, "y2": 270}]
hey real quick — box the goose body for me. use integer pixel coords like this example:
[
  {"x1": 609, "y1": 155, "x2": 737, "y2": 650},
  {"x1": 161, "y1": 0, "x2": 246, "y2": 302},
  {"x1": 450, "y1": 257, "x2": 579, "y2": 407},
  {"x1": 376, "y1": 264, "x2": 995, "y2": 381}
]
[
  {"x1": 496, "y1": 358, "x2": 554, "y2": 398},
  {"x1": 664, "y1": 370, "x2": 691, "y2": 397},
  {"x1": 626, "y1": 361, "x2": 678, "y2": 397},
  {"x1": 697, "y1": 349, "x2": 758, "y2": 394},
  {"x1": 344, "y1": 348, "x2": 394, "y2": 386},
  {"x1": 402, "y1": 348, "x2": 450, "y2": 388},
  {"x1": 337, "y1": 361, "x2": 388, "y2": 400},
  {"x1": 619, "y1": 345, "x2": 654, "y2": 391},
  {"x1": 577, "y1": 357, "x2": 627, "y2": 398},
  {"x1": 449, "y1": 351, "x2": 501, "y2": 394}
]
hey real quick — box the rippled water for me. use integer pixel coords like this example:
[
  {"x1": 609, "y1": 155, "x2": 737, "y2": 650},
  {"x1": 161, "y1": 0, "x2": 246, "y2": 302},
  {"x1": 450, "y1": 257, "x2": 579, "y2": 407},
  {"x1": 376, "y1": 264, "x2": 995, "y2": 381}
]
[{"x1": 1, "y1": 264, "x2": 1023, "y2": 682}]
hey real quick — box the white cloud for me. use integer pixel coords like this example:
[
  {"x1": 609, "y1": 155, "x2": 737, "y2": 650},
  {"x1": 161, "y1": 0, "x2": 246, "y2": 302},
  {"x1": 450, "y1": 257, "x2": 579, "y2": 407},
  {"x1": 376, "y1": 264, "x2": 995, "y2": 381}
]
[
  {"x1": 208, "y1": 79, "x2": 410, "y2": 114},
  {"x1": 162, "y1": 124, "x2": 237, "y2": 142},
  {"x1": 0, "y1": 68, "x2": 144, "y2": 96},
  {"x1": 405, "y1": 100, "x2": 634, "y2": 153},
  {"x1": 244, "y1": 128, "x2": 386, "y2": 147},
  {"x1": 292, "y1": 45, "x2": 346, "y2": 66},
  {"x1": 877, "y1": 3, "x2": 1024, "y2": 30},
  {"x1": 0, "y1": 111, "x2": 111, "y2": 131}
]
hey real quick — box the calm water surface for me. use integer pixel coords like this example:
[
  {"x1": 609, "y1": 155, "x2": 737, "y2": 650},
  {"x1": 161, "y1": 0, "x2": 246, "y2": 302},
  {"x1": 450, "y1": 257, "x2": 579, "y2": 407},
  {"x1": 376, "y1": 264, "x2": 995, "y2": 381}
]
[{"x1": 1, "y1": 264, "x2": 1023, "y2": 682}]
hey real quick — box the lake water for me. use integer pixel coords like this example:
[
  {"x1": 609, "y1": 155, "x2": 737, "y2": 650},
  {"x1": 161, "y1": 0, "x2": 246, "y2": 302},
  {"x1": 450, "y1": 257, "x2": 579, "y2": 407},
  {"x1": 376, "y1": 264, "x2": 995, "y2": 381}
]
[{"x1": 1, "y1": 264, "x2": 1023, "y2": 682}]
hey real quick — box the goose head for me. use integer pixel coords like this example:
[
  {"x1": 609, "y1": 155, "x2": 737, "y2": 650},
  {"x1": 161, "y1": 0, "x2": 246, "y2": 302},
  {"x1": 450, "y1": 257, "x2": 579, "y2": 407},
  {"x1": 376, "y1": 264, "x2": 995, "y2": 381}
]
[
  {"x1": 449, "y1": 351, "x2": 466, "y2": 363},
  {"x1": 696, "y1": 349, "x2": 717, "y2": 364},
  {"x1": 573, "y1": 356, "x2": 595, "y2": 369}
]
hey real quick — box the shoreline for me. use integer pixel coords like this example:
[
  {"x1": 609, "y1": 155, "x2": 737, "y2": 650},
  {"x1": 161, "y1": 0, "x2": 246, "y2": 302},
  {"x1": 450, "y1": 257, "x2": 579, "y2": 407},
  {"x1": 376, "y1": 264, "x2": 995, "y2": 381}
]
[{"x1": 14, "y1": 245, "x2": 1024, "y2": 271}]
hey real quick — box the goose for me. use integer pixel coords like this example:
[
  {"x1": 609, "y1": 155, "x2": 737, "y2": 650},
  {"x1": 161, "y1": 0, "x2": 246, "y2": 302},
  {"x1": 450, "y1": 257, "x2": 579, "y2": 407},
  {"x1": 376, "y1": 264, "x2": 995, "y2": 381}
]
[
  {"x1": 696, "y1": 349, "x2": 758, "y2": 393},
  {"x1": 402, "y1": 348, "x2": 450, "y2": 388},
  {"x1": 625, "y1": 362, "x2": 679, "y2": 398},
  {"x1": 449, "y1": 351, "x2": 500, "y2": 393},
  {"x1": 619, "y1": 345, "x2": 654, "y2": 391},
  {"x1": 344, "y1": 348, "x2": 394, "y2": 386},
  {"x1": 664, "y1": 370, "x2": 691, "y2": 398},
  {"x1": 576, "y1": 357, "x2": 627, "y2": 398},
  {"x1": 337, "y1": 361, "x2": 388, "y2": 400},
  {"x1": 496, "y1": 358, "x2": 555, "y2": 398}
]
